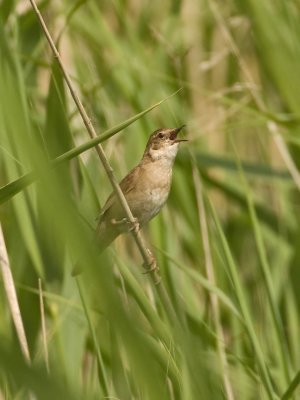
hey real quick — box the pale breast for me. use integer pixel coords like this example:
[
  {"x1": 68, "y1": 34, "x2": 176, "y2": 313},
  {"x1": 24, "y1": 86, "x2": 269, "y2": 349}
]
[
  {"x1": 143, "y1": 185, "x2": 169, "y2": 222},
  {"x1": 125, "y1": 160, "x2": 173, "y2": 225}
]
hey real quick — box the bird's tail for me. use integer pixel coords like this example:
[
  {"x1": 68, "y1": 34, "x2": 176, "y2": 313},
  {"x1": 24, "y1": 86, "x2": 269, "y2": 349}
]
[
  {"x1": 96, "y1": 222, "x2": 120, "y2": 253},
  {"x1": 72, "y1": 224, "x2": 118, "y2": 276}
]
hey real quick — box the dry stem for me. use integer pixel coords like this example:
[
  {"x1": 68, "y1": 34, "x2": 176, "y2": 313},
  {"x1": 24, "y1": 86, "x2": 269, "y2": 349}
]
[{"x1": 28, "y1": 0, "x2": 177, "y2": 324}]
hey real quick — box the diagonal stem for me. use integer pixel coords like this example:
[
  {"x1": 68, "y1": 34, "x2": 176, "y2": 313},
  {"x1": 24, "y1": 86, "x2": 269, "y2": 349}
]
[
  {"x1": 0, "y1": 224, "x2": 31, "y2": 362},
  {"x1": 28, "y1": 0, "x2": 177, "y2": 324}
]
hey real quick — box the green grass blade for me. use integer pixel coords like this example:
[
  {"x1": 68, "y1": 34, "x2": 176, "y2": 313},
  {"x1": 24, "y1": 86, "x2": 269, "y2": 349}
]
[
  {"x1": 209, "y1": 200, "x2": 277, "y2": 400},
  {"x1": 282, "y1": 370, "x2": 300, "y2": 400},
  {"x1": 0, "y1": 90, "x2": 180, "y2": 205},
  {"x1": 236, "y1": 149, "x2": 292, "y2": 388},
  {"x1": 76, "y1": 277, "x2": 110, "y2": 397}
]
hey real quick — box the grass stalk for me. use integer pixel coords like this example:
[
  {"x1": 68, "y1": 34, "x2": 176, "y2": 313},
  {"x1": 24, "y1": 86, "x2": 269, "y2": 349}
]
[
  {"x1": 0, "y1": 224, "x2": 31, "y2": 363},
  {"x1": 209, "y1": 201, "x2": 277, "y2": 400},
  {"x1": 192, "y1": 163, "x2": 235, "y2": 400},
  {"x1": 76, "y1": 277, "x2": 110, "y2": 397},
  {"x1": 29, "y1": 0, "x2": 179, "y2": 326},
  {"x1": 235, "y1": 147, "x2": 291, "y2": 388}
]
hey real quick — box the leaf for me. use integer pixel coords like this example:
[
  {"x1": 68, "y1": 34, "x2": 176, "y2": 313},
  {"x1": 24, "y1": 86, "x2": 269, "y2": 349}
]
[{"x1": 0, "y1": 90, "x2": 180, "y2": 205}]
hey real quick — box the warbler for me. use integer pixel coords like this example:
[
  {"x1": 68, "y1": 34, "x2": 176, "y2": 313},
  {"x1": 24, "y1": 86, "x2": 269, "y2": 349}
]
[{"x1": 97, "y1": 125, "x2": 187, "y2": 250}]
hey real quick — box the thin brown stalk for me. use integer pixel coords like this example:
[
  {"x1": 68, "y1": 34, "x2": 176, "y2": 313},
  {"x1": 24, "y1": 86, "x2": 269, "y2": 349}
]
[
  {"x1": 28, "y1": 0, "x2": 177, "y2": 324},
  {"x1": 0, "y1": 224, "x2": 31, "y2": 362},
  {"x1": 268, "y1": 122, "x2": 300, "y2": 192},
  {"x1": 209, "y1": 0, "x2": 300, "y2": 197},
  {"x1": 208, "y1": 0, "x2": 264, "y2": 111},
  {"x1": 192, "y1": 165, "x2": 235, "y2": 400}
]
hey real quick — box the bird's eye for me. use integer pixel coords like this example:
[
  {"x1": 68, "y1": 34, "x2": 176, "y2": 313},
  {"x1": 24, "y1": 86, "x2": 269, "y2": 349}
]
[{"x1": 158, "y1": 132, "x2": 164, "y2": 139}]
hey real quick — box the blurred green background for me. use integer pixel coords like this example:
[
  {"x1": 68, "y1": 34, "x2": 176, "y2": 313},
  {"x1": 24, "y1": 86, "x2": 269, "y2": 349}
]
[{"x1": 1, "y1": 0, "x2": 300, "y2": 399}]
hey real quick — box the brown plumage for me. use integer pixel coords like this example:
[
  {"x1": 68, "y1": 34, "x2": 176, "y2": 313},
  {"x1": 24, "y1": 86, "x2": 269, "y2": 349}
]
[{"x1": 96, "y1": 126, "x2": 186, "y2": 251}]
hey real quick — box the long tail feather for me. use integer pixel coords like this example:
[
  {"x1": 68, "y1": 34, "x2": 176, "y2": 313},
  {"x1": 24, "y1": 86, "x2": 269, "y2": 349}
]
[{"x1": 96, "y1": 223, "x2": 120, "y2": 253}]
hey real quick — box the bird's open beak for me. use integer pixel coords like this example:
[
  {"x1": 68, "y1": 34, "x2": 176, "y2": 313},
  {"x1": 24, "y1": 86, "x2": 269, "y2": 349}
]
[{"x1": 171, "y1": 125, "x2": 188, "y2": 143}]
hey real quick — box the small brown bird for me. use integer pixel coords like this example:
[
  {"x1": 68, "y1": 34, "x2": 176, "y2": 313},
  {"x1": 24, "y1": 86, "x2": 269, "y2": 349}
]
[{"x1": 96, "y1": 126, "x2": 187, "y2": 250}]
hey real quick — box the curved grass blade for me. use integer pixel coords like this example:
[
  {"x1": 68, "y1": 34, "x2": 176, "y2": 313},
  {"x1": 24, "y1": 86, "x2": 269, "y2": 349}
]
[
  {"x1": 0, "y1": 89, "x2": 181, "y2": 205},
  {"x1": 179, "y1": 150, "x2": 291, "y2": 180},
  {"x1": 209, "y1": 200, "x2": 277, "y2": 400}
]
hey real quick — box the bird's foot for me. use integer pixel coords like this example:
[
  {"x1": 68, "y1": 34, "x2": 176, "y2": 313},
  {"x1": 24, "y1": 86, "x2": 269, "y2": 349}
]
[
  {"x1": 142, "y1": 259, "x2": 158, "y2": 272},
  {"x1": 128, "y1": 217, "x2": 140, "y2": 234},
  {"x1": 142, "y1": 249, "x2": 160, "y2": 281},
  {"x1": 111, "y1": 217, "x2": 140, "y2": 233}
]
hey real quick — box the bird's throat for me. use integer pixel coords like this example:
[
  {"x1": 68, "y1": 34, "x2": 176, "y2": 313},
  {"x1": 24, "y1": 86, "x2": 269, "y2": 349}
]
[{"x1": 147, "y1": 143, "x2": 179, "y2": 164}]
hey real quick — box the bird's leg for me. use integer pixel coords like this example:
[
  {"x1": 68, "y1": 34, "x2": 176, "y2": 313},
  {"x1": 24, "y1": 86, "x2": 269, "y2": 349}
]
[
  {"x1": 111, "y1": 217, "x2": 127, "y2": 225},
  {"x1": 110, "y1": 217, "x2": 140, "y2": 233}
]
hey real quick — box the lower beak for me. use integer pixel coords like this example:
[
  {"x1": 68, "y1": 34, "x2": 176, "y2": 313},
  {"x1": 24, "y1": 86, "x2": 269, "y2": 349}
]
[
  {"x1": 174, "y1": 139, "x2": 188, "y2": 143},
  {"x1": 172, "y1": 125, "x2": 188, "y2": 143}
]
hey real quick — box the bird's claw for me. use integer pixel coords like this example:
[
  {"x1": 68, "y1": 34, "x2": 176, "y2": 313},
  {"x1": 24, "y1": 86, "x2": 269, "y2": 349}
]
[
  {"x1": 142, "y1": 259, "x2": 161, "y2": 285},
  {"x1": 142, "y1": 257, "x2": 159, "y2": 274},
  {"x1": 129, "y1": 218, "x2": 140, "y2": 234},
  {"x1": 142, "y1": 261, "x2": 157, "y2": 272}
]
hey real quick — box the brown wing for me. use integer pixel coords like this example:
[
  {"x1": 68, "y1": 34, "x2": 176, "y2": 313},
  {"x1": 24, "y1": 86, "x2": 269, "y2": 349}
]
[{"x1": 98, "y1": 164, "x2": 141, "y2": 223}]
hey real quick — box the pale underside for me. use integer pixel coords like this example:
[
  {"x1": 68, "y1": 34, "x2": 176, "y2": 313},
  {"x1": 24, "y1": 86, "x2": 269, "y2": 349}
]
[
  {"x1": 96, "y1": 140, "x2": 179, "y2": 249},
  {"x1": 98, "y1": 157, "x2": 172, "y2": 230}
]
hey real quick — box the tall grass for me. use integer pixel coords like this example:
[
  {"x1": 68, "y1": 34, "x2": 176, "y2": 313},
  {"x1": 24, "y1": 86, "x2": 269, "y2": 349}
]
[{"x1": 1, "y1": 0, "x2": 300, "y2": 399}]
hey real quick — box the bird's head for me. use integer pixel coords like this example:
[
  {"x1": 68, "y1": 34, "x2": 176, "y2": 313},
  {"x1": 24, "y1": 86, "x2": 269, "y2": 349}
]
[{"x1": 144, "y1": 125, "x2": 187, "y2": 162}]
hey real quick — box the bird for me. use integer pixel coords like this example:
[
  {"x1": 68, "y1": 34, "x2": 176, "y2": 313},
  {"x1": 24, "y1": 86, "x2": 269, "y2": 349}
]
[{"x1": 96, "y1": 125, "x2": 187, "y2": 252}]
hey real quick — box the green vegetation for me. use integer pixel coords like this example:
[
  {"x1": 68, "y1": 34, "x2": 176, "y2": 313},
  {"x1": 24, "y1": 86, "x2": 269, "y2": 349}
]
[{"x1": 1, "y1": 1, "x2": 300, "y2": 399}]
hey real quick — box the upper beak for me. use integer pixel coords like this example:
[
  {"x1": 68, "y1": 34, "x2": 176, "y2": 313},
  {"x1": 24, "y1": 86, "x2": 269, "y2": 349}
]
[{"x1": 172, "y1": 125, "x2": 188, "y2": 142}]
